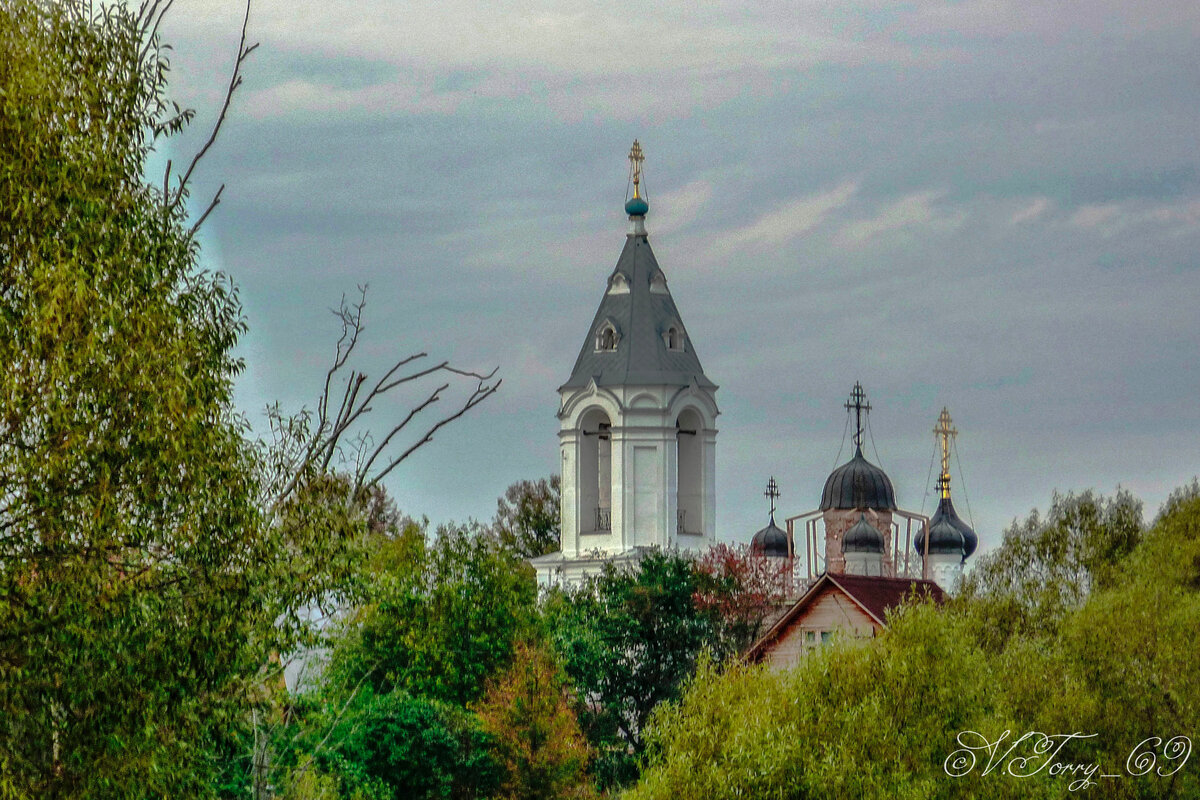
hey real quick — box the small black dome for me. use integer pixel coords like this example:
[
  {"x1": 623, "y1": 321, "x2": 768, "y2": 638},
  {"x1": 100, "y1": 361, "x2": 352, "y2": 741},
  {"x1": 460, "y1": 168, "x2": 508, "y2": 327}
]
[
  {"x1": 750, "y1": 514, "x2": 789, "y2": 558},
  {"x1": 843, "y1": 514, "x2": 885, "y2": 553},
  {"x1": 915, "y1": 496, "x2": 977, "y2": 561},
  {"x1": 820, "y1": 447, "x2": 897, "y2": 511}
]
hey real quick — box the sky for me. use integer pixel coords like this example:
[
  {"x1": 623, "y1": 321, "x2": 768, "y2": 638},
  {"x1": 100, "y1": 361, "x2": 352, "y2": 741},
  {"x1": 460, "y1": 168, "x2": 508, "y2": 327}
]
[{"x1": 156, "y1": 0, "x2": 1200, "y2": 555}]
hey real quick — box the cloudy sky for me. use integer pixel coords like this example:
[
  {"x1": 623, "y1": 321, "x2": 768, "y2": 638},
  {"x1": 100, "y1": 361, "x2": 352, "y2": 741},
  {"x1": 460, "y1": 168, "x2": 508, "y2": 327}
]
[{"x1": 157, "y1": 0, "x2": 1200, "y2": 553}]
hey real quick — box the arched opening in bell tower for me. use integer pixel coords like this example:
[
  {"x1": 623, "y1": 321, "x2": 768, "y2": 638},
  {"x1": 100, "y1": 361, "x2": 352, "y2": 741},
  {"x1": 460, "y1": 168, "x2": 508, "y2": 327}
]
[
  {"x1": 676, "y1": 408, "x2": 702, "y2": 535},
  {"x1": 579, "y1": 408, "x2": 612, "y2": 532}
]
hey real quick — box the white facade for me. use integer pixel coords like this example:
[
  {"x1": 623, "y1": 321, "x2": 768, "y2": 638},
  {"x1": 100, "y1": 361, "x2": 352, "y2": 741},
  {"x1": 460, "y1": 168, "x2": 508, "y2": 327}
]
[{"x1": 558, "y1": 380, "x2": 718, "y2": 557}]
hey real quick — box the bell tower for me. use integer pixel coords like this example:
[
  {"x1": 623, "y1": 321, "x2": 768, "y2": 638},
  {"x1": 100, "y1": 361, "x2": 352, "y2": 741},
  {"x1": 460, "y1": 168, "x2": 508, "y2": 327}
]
[{"x1": 533, "y1": 142, "x2": 719, "y2": 586}]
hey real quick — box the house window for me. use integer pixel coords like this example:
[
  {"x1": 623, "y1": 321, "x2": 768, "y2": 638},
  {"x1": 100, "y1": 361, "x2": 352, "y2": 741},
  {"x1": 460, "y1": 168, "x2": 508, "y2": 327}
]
[{"x1": 804, "y1": 629, "x2": 833, "y2": 652}]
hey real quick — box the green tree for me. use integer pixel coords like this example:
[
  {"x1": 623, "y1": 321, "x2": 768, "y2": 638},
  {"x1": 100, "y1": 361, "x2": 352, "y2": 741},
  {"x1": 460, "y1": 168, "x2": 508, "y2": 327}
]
[
  {"x1": 491, "y1": 476, "x2": 560, "y2": 558},
  {"x1": 628, "y1": 484, "x2": 1200, "y2": 800},
  {"x1": 326, "y1": 523, "x2": 539, "y2": 707},
  {"x1": 629, "y1": 604, "x2": 1046, "y2": 800},
  {"x1": 473, "y1": 641, "x2": 594, "y2": 800},
  {"x1": 0, "y1": 2, "x2": 498, "y2": 795},
  {"x1": 260, "y1": 524, "x2": 539, "y2": 800},
  {"x1": 956, "y1": 489, "x2": 1143, "y2": 651},
  {"x1": 544, "y1": 550, "x2": 721, "y2": 789},
  {"x1": 285, "y1": 688, "x2": 502, "y2": 800},
  {"x1": 1, "y1": 1, "x2": 265, "y2": 794}
]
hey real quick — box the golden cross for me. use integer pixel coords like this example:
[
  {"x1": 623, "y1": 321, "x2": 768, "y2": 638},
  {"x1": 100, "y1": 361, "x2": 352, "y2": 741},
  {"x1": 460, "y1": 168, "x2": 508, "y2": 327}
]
[
  {"x1": 934, "y1": 407, "x2": 957, "y2": 499},
  {"x1": 629, "y1": 140, "x2": 645, "y2": 198}
]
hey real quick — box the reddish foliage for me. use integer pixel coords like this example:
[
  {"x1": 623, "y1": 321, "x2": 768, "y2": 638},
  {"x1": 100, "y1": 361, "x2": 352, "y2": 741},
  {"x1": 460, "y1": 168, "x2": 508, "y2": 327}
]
[{"x1": 692, "y1": 543, "x2": 793, "y2": 652}]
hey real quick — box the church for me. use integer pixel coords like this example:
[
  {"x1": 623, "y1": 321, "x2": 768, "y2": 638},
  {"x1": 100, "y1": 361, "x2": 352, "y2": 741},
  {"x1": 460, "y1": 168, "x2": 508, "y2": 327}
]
[{"x1": 531, "y1": 142, "x2": 978, "y2": 606}]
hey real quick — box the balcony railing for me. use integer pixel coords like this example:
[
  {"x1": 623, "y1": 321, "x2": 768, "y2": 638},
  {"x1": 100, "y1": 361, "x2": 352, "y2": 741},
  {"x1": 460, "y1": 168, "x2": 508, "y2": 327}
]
[{"x1": 595, "y1": 507, "x2": 611, "y2": 531}]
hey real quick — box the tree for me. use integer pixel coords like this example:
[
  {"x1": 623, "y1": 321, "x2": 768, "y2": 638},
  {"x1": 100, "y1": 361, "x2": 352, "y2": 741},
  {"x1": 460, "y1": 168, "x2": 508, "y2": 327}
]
[
  {"x1": 325, "y1": 523, "x2": 539, "y2": 707},
  {"x1": 0, "y1": 2, "x2": 498, "y2": 795},
  {"x1": 283, "y1": 688, "x2": 502, "y2": 800},
  {"x1": 473, "y1": 641, "x2": 594, "y2": 800},
  {"x1": 1, "y1": 1, "x2": 264, "y2": 794},
  {"x1": 692, "y1": 543, "x2": 791, "y2": 654},
  {"x1": 543, "y1": 550, "x2": 722, "y2": 789},
  {"x1": 255, "y1": 524, "x2": 539, "y2": 800},
  {"x1": 491, "y1": 476, "x2": 560, "y2": 558},
  {"x1": 627, "y1": 484, "x2": 1200, "y2": 800},
  {"x1": 956, "y1": 489, "x2": 1143, "y2": 651},
  {"x1": 629, "y1": 605, "x2": 1040, "y2": 800}
]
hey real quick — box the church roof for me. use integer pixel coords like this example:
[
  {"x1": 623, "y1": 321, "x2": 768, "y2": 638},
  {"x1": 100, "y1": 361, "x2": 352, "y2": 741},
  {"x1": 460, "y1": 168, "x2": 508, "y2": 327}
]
[
  {"x1": 750, "y1": 513, "x2": 790, "y2": 558},
  {"x1": 915, "y1": 496, "x2": 978, "y2": 560},
  {"x1": 560, "y1": 232, "x2": 715, "y2": 391},
  {"x1": 843, "y1": 514, "x2": 886, "y2": 553},
  {"x1": 819, "y1": 446, "x2": 898, "y2": 511}
]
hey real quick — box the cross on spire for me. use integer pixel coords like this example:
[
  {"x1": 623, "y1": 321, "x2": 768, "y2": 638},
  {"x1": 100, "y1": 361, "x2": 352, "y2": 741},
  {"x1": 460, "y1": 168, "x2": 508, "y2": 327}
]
[
  {"x1": 934, "y1": 407, "x2": 957, "y2": 499},
  {"x1": 764, "y1": 476, "x2": 780, "y2": 516},
  {"x1": 629, "y1": 140, "x2": 645, "y2": 199},
  {"x1": 844, "y1": 382, "x2": 872, "y2": 449}
]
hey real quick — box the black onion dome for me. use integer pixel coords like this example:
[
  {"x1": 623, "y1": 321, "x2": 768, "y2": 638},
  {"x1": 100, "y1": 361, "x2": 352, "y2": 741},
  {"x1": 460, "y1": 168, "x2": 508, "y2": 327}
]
[
  {"x1": 820, "y1": 446, "x2": 898, "y2": 511},
  {"x1": 843, "y1": 514, "x2": 885, "y2": 553},
  {"x1": 915, "y1": 496, "x2": 977, "y2": 560},
  {"x1": 750, "y1": 514, "x2": 789, "y2": 558}
]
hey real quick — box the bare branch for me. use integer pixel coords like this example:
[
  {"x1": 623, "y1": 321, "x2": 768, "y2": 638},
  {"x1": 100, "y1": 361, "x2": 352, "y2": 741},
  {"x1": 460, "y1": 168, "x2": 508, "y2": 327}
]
[
  {"x1": 354, "y1": 383, "x2": 448, "y2": 489},
  {"x1": 365, "y1": 376, "x2": 501, "y2": 490},
  {"x1": 267, "y1": 287, "x2": 499, "y2": 509},
  {"x1": 170, "y1": 0, "x2": 258, "y2": 221},
  {"x1": 188, "y1": 183, "x2": 224, "y2": 237}
]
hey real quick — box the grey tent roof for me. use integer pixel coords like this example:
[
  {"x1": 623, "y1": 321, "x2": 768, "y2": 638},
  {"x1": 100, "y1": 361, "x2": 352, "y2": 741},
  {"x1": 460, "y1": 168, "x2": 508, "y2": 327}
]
[{"x1": 561, "y1": 232, "x2": 715, "y2": 391}]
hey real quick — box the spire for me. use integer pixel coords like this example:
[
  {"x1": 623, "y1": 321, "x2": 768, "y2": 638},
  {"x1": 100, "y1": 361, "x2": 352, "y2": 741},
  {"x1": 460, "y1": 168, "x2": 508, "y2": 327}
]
[
  {"x1": 625, "y1": 140, "x2": 649, "y2": 233},
  {"x1": 764, "y1": 476, "x2": 780, "y2": 520},
  {"x1": 844, "y1": 382, "x2": 872, "y2": 451},
  {"x1": 934, "y1": 407, "x2": 957, "y2": 500}
]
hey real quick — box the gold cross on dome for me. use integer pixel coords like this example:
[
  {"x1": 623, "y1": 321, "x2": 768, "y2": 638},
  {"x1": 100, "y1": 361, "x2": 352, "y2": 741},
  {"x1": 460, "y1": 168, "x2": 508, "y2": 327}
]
[{"x1": 629, "y1": 140, "x2": 645, "y2": 198}]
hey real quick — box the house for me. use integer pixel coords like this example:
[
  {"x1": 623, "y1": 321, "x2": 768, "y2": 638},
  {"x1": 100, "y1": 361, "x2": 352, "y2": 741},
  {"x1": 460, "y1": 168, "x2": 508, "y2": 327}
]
[{"x1": 744, "y1": 572, "x2": 947, "y2": 672}]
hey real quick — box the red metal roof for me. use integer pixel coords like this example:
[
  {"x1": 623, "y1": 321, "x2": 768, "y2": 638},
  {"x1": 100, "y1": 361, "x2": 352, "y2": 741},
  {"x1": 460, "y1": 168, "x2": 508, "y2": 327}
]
[{"x1": 826, "y1": 573, "x2": 948, "y2": 625}]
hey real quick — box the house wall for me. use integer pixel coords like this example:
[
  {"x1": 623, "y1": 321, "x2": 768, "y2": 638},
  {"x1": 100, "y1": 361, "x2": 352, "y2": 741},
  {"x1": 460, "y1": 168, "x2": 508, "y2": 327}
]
[{"x1": 760, "y1": 587, "x2": 880, "y2": 672}]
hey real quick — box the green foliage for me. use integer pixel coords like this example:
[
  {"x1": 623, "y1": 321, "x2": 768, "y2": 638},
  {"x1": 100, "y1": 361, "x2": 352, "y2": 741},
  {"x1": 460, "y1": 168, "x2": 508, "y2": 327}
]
[
  {"x1": 544, "y1": 550, "x2": 723, "y2": 789},
  {"x1": 956, "y1": 489, "x2": 1143, "y2": 650},
  {"x1": 491, "y1": 476, "x2": 560, "y2": 558},
  {"x1": 0, "y1": 1, "x2": 265, "y2": 795},
  {"x1": 632, "y1": 604, "x2": 1028, "y2": 800},
  {"x1": 473, "y1": 641, "x2": 594, "y2": 800},
  {"x1": 261, "y1": 525, "x2": 543, "y2": 799},
  {"x1": 327, "y1": 523, "x2": 539, "y2": 706},
  {"x1": 291, "y1": 688, "x2": 502, "y2": 800},
  {"x1": 0, "y1": 2, "x2": 384, "y2": 795},
  {"x1": 628, "y1": 485, "x2": 1200, "y2": 800}
]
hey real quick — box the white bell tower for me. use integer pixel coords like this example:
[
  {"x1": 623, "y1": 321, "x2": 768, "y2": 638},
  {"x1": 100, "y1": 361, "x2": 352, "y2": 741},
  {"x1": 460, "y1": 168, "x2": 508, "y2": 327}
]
[{"x1": 532, "y1": 142, "x2": 719, "y2": 587}]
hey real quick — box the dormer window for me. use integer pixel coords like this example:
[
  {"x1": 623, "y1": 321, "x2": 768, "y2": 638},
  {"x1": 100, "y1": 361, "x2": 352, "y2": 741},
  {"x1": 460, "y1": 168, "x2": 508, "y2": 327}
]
[
  {"x1": 649, "y1": 272, "x2": 668, "y2": 294},
  {"x1": 595, "y1": 321, "x2": 620, "y2": 352},
  {"x1": 607, "y1": 273, "x2": 630, "y2": 295},
  {"x1": 664, "y1": 325, "x2": 684, "y2": 352}
]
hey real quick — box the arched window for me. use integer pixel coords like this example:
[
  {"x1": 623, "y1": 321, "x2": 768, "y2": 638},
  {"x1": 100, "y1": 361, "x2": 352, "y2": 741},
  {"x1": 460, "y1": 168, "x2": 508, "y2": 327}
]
[
  {"x1": 580, "y1": 408, "x2": 613, "y2": 532},
  {"x1": 665, "y1": 326, "x2": 683, "y2": 351},
  {"x1": 595, "y1": 323, "x2": 618, "y2": 352},
  {"x1": 675, "y1": 409, "x2": 702, "y2": 535}
]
